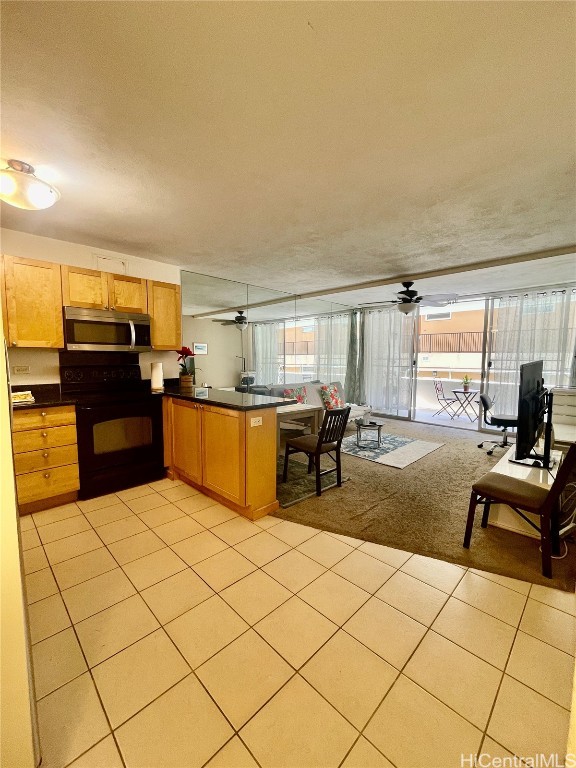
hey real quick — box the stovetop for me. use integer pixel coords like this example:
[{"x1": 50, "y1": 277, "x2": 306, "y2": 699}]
[{"x1": 59, "y1": 350, "x2": 151, "y2": 403}]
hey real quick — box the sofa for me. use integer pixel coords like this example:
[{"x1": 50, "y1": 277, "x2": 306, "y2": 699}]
[{"x1": 244, "y1": 380, "x2": 371, "y2": 424}]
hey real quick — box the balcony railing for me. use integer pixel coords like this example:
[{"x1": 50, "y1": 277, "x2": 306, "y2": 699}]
[{"x1": 418, "y1": 331, "x2": 486, "y2": 353}]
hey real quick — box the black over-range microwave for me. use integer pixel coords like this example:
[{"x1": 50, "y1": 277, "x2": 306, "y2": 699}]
[{"x1": 63, "y1": 307, "x2": 152, "y2": 352}]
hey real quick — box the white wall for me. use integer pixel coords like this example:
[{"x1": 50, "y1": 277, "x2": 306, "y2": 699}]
[
  {"x1": 2, "y1": 229, "x2": 182, "y2": 384},
  {"x1": 182, "y1": 318, "x2": 244, "y2": 388},
  {"x1": 1, "y1": 229, "x2": 181, "y2": 283}
]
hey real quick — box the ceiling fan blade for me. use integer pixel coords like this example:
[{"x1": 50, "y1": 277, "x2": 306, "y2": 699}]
[
  {"x1": 421, "y1": 293, "x2": 458, "y2": 302},
  {"x1": 359, "y1": 300, "x2": 397, "y2": 306},
  {"x1": 419, "y1": 294, "x2": 458, "y2": 307}
]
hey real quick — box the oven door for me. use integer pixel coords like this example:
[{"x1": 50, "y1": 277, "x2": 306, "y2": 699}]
[{"x1": 76, "y1": 396, "x2": 164, "y2": 498}]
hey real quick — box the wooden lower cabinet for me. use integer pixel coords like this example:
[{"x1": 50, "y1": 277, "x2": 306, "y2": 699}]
[
  {"x1": 165, "y1": 398, "x2": 278, "y2": 520},
  {"x1": 12, "y1": 405, "x2": 80, "y2": 512},
  {"x1": 172, "y1": 399, "x2": 203, "y2": 486}
]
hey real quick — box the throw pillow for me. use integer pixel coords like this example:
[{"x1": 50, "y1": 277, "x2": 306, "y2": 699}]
[
  {"x1": 283, "y1": 386, "x2": 307, "y2": 404},
  {"x1": 320, "y1": 383, "x2": 345, "y2": 409}
]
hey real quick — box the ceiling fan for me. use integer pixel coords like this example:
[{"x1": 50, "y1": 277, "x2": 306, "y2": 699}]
[
  {"x1": 212, "y1": 309, "x2": 249, "y2": 330},
  {"x1": 360, "y1": 282, "x2": 458, "y2": 315}
]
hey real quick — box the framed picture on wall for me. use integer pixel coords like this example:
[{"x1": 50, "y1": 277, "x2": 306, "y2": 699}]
[{"x1": 193, "y1": 343, "x2": 208, "y2": 355}]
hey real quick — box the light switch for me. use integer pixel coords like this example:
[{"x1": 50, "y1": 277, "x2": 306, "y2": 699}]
[{"x1": 251, "y1": 416, "x2": 263, "y2": 427}]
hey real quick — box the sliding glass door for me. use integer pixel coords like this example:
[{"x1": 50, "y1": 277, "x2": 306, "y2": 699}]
[{"x1": 413, "y1": 299, "x2": 487, "y2": 429}]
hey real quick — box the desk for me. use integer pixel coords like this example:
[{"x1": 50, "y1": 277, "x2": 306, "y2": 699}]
[
  {"x1": 452, "y1": 389, "x2": 480, "y2": 422},
  {"x1": 276, "y1": 404, "x2": 323, "y2": 452},
  {"x1": 487, "y1": 445, "x2": 561, "y2": 538}
]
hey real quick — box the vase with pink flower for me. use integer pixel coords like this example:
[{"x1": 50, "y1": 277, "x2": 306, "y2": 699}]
[{"x1": 177, "y1": 346, "x2": 197, "y2": 390}]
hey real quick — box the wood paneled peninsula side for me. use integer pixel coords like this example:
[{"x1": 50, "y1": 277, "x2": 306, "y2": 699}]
[{"x1": 163, "y1": 389, "x2": 296, "y2": 520}]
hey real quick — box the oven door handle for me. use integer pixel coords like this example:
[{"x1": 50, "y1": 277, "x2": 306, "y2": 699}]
[{"x1": 129, "y1": 320, "x2": 136, "y2": 350}]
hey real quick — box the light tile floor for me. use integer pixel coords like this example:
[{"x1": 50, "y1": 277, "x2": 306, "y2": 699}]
[{"x1": 21, "y1": 479, "x2": 576, "y2": 768}]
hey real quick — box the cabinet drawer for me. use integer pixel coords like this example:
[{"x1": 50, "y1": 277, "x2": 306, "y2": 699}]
[
  {"x1": 12, "y1": 406, "x2": 76, "y2": 432},
  {"x1": 13, "y1": 445, "x2": 79, "y2": 476},
  {"x1": 12, "y1": 425, "x2": 78, "y2": 454},
  {"x1": 16, "y1": 464, "x2": 80, "y2": 505}
]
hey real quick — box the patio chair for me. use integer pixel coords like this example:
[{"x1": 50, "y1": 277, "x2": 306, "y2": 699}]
[
  {"x1": 282, "y1": 407, "x2": 350, "y2": 496},
  {"x1": 432, "y1": 379, "x2": 458, "y2": 419}
]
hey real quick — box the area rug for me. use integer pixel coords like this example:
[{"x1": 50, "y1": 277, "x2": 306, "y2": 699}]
[
  {"x1": 274, "y1": 420, "x2": 576, "y2": 591},
  {"x1": 277, "y1": 458, "x2": 350, "y2": 508},
  {"x1": 341, "y1": 433, "x2": 443, "y2": 468}
]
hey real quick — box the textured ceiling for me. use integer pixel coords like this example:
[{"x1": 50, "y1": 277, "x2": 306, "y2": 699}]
[{"x1": 1, "y1": 2, "x2": 575, "y2": 296}]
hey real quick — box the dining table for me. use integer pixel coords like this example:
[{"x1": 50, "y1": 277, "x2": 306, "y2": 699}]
[{"x1": 451, "y1": 388, "x2": 480, "y2": 422}]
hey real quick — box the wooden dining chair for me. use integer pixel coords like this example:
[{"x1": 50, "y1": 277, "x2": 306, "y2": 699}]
[
  {"x1": 463, "y1": 443, "x2": 576, "y2": 578},
  {"x1": 282, "y1": 407, "x2": 351, "y2": 496}
]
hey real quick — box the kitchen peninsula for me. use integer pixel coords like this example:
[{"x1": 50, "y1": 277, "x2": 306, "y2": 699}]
[{"x1": 163, "y1": 388, "x2": 296, "y2": 520}]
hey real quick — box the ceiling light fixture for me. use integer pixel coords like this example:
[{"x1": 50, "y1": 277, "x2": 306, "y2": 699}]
[
  {"x1": 0, "y1": 159, "x2": 61, "y2": 210},
  {"x1": 397, "y1": 302, "x2": 418, "y2": 315}
]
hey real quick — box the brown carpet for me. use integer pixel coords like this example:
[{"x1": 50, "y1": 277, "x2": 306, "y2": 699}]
[{"x1": 276, "y1": 419, "x2": 576, "y2": 592}]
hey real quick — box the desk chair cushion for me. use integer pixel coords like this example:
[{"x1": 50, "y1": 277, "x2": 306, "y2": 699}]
[
  {"x1": 489, "y1": 414, "x2": 518, "y2": 428},
  {"x1": 285, "y1": 434, "x2": 339, "y2": 454},
  {"x1": 472, "y1": 472, "x2": 549, "y2": 513}
]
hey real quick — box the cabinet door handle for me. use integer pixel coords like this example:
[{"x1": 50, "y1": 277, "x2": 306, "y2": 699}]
[
  {"x1": 110, "y1": 305, "x2": 115, "y2": 310},
  {"x1": 11, "y1": 342, "x2": 17, "y2": 346},
  {"x1": 104, "y1": 305, "x2": 109, "y2": 310},
  {"x1": 41, "y1": 431, "x2": 48, "y2": 438},
  {"x1": 44, "y1": 473, "x2": 50, "y2": 479},
  {"x1": 43, "y1": 452, "x2": 49, "y2": 458},
  {"x1": 41, "y1": 411, "x2": 47, "y2": 417}
]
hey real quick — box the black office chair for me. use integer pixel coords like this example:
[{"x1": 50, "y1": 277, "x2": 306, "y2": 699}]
[
  {"x1": 477, "y1": 394, "x2": 518, "y2": 455},
  {"x1": 464, "y1": 443, "x2": 576, "y2": 578},
  {"x1": 282, "y1": 407, "x2": 350, "y2": 496}
]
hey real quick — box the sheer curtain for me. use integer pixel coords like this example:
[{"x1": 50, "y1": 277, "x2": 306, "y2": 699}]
[
  {"x1": 314, "y1": 312, "x2": 351, "y2": 386},
  {"x1": 363, "y1": 307, "x2": 415, "y2": 415},
  {"x1": 252, "y1": 312, "x2": 352, "y2": 386},
  {"x1": 489, "y1": 288, "x2": 576, "y2": 414},
  {"x1": 252, "y1": 322, "x2": 283, "y2": 385}
]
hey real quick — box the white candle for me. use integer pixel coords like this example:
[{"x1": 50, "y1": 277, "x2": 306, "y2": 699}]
[{"x1": 151, "y1": 362, "x2": 164, "y2": 391}]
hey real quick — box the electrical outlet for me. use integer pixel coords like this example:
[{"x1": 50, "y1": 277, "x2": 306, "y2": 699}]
[
  {"x1": 13, "y1": 365, "x2": 31, "y2": 374},
  {"x1": 250, "y1": 416, "x2": 263, "y2": 427}
]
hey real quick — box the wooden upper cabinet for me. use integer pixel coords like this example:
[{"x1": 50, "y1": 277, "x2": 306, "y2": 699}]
[
  {"x1": 108, "y1": 274, "x2": 147, "y2": 313},
  {"x1": 62, "y1": 266, "x2": 147, "y2": 313},
  {"x1": 3, "y1": 255, "x2": 64, "y2": 348},
  {"x1": 147, "y1": 280, "x2": 181, "y2": 350},
  {"x1": 61, "y1": 266, "x2": 108, "y2": 310}
]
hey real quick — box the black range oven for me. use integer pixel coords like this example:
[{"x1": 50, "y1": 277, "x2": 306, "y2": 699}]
[{"x1": 60, "y1": 352, "x2": 164, "y2": 499}]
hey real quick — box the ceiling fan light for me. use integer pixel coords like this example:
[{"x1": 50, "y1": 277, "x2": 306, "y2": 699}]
[
  {"x1": 397, "y1": 302, "x2": 417, "y2": 315},
  {"x1": 0, "y1": 160, "x2": 61, "y2": 210}
]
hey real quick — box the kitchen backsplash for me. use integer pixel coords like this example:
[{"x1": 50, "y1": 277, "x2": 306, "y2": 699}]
[{"x1": 8, "y1": 348, "x2": 179, "y2": 387}]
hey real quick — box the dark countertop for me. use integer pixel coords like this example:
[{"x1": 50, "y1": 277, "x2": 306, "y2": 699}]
[
  {"x1": 10, "y1": 384, "x2": 74, "y2": 410},
  {"x1": 164, "y1": 387, "x2": 296, "y2": 411},
  {"x1": 9, "y1": 383, "x2": 295, "y2": 412},
  {"x1": 12, "y1": 398, "x2": 77, "y2": 411}
]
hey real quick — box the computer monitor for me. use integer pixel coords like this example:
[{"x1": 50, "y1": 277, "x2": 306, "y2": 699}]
[{"x1": 511, "y1": 360, "x2": 554, "y2": 468}]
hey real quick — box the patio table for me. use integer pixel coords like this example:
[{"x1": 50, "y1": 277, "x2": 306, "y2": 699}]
[{"x1": 452, "y1": 388, "x2": 480, "y2": 422}]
